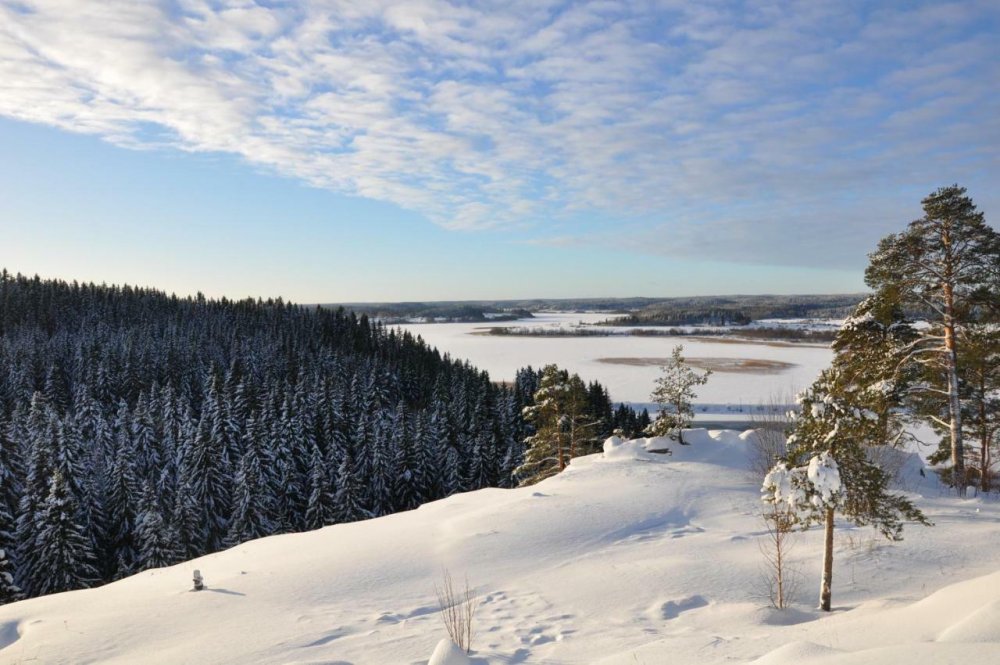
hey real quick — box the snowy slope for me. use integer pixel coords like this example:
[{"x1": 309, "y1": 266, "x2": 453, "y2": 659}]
[{"x1": 0, "y1": 430, "x2": 997, "y2": 665}]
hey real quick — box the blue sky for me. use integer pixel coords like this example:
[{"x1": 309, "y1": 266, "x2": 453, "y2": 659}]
[{"x1": 0, "y1": 1, "x2": 997, "y2": 303}]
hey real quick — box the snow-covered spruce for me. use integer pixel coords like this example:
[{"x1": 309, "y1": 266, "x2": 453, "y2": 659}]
[{"x1": 0, "y1": 272, "x2": 649, "y2": 601}]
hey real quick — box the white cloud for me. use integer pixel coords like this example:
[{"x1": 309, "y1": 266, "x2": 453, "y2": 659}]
[{"x1": 0, "y1": 0, "x2": 996, "y2": 264}]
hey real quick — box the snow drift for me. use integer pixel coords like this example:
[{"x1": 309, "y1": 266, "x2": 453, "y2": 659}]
[{"x1": 0, "y1": 430, "x2": 996, "y2": 665}]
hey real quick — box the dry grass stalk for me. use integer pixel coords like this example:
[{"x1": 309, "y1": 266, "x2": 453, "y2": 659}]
[{"x1": 435, "y1": 569, "x2": 478, "y2": 653}]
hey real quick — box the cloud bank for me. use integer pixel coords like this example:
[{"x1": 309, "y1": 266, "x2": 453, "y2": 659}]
[{"x1": 1, "y1": 0, "x2": 997, "y2": 265}]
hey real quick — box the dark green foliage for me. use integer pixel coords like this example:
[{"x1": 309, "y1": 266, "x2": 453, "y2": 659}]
[
  {"x1": 765, "y1": 295, "x2": 931, "y2": 611},
  {"x1": 864, "y1": 185, "x2": 1000, "y2": 493},
  {"x1": 134, "y1": 479, "x2": 183, "y2": 571},
  {"x1": 646, "y1": 345, "x2": 711, "y2": 444},
  {"x1": 0, "y1": 272, "x2": 527, "y2": 599},
  {"x1": 33, "y1": 470, "x2": 99, "y2": 596}
]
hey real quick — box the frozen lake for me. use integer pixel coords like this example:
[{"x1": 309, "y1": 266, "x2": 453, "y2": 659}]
[{"x1": 397, "y1": 312, "x2": 833, "y2": 415}]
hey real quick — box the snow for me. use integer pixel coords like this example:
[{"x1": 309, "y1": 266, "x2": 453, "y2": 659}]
[
  {"x1": 398, "y1": 312, "x2": 833, "y2": 412},
  {"x1": 806, "y1": 452, "x2": 842, "y2": 507},
  {"x1": 427, "y1": 639, "x2": 471, "y2": 665},
  {"x1": 0, "y1": 429, "x2": 997, "y2": 664}
]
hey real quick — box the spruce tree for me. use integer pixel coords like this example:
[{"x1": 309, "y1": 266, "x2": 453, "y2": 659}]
[
  {"x1": 0, "y1": 545, "x2": 22, "y2": 605},
  {"x1": 334, "y1": 448, "x2": 370, "y2": 523},
  {"x1": 392, "y1": 402, "x2": 423, "y2": 511},
  {"x1": 226, "y1": 419, "x2": 275, "y2": 546},
  {"x1": 134, "y1": 479, "x2": 183, "y2": 571},
  {"x1": 304, "y1": 443, "x2": 335, "y2": 530},
  {"x1": 188, "y1": 412, "x2": 230, "y2": 552},
  {"x1": 33, "y1": 470, "x2": 99, "y2": 596}
]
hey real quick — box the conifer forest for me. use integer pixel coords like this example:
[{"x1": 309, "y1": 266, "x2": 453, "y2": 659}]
[{"x1": 0, "y1": 272, "x2": 645, "y2": 601}]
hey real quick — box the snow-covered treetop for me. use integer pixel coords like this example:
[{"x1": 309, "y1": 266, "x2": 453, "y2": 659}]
[{"x1": 762, "y1": 452, "x2": 843, "y2": 519}]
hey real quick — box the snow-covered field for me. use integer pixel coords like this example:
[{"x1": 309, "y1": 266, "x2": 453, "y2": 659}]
[
  {"x1": 399, "y1": 313, "x2": 833, "y2": 414},
  {"x1": 1, "y1": 430, "x2": 996, "y2": 665}
]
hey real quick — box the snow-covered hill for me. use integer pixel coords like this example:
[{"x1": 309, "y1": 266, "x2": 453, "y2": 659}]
[{"x1": 0, "y1": 430, "x2": 997, "y2": 665}]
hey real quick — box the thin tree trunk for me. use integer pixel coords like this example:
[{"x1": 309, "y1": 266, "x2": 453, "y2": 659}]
[
  {"x1": 941, "y1": 234, "x2": 966, "y2": 496},
  {"x1": 943, "y1": 315, "x2": 965, "y2": 496},
  {"x1": 819, "y1": 507, "x2": 835, "y2": 612},
  {"x1": 557, "y1": 430, "x2": 565, "y2": 471},
  {"x1": 676, "y1": 399, "x2": 685, "y2": 445},
  {"x1": 980, "y1": 385, "x2": 990, "y2": 493}
]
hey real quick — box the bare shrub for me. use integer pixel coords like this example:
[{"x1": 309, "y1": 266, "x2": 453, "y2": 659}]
[
  {"x1": 758, "y1": 503, "x2": 801, "y2": 609},
  {"x1": 435, "y1": 570, "x2": 478, "y2": 653},
  {"x1": 747, "y1": 394, "x2": 793, "y2": 480}
]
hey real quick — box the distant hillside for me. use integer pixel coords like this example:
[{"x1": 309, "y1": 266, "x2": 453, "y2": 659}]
[
  {"x1": 322, "y1": 301, "x2": 534, "y2": 323},
  {"x1": 600, "y1": 294, "x2": 866, "y2": 327},
  {"x1": 328, "y1": 294, "x2": 867, "y2": 326}
]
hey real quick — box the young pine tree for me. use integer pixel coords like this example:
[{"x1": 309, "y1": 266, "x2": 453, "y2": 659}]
[
  {"x1": 516, "y1": 365, "x2": 599, "y2": 486},
  {"x1": 647, "y1": 345, "x2": 711, "y2": 445},
  {"x1": 764, "y1": 367, "x2": 928, "y2": 612}
]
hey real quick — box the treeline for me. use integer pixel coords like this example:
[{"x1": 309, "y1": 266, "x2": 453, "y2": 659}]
[
  {"x1": 607, "y1": 308, "x2": 752, "y2": 326},
  {"x1": 323, "y1": 301, "x2": 533, "y2": 323},
  {"x1": 0, "y1": 271, "x2": 643, "y2": 602},
  {"x1": 484, "y1": 326, "x2": 836, "y2": 343},
  {"x1": 601, "y1": 294, "x2": 865, "y2": 327}
]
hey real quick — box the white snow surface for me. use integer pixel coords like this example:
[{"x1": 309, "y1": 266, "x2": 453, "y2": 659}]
[
  {"x1": 427, "y1": 639, "x2": 470, "y2": 665},
  {"x1": 398, "y1": 313, "x2": 832, "y2": 410},
  {"x1": 0, "y1": 429, "x2": 997, "y2": 665}
]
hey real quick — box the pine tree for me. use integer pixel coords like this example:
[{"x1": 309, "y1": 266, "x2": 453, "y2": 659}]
[
  {"x1": 563, "y1": 374, "x2": 601, "y2": 460},
  {"x1": 516, "y1": 365, "x2": 568, "y2": 486},
  {"x1": 865, "y1": 184, "x2": 1000, "y2": 494},
  {"x1": 647, "y1": 345, "x2": 711, "y2": 445},
  {"x1": 832, "y1": 295, "x2": 919, "y2": 448},
  {"x1": 763, "y1": 303, "x2": 930, "y2": 612},
  {"x1": 515, "y1": 365, "x2": 598, "y2": 486},
  {"x1": 928, "y1": 324, "x2": 1000, "y2": 491}
]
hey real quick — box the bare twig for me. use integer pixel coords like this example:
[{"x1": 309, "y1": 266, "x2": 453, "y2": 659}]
[
  {"x1": 434, "y1": 569, "x2": 478, "y2": 653},
  {"x1": 758, "y1": 503, "x2": 801, "y2": 609}
]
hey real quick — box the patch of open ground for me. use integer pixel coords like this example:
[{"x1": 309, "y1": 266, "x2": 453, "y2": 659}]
[{"x1": 596, "y1": 356, "x2": 797, "y2": 374}]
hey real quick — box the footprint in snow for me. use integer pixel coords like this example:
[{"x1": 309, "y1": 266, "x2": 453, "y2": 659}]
[{"x1": 658, "y1": 595, "x2": 709, "y2": 620}]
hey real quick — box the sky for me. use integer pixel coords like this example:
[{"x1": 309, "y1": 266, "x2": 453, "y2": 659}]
[{"x1": 0, "y1": 1, "x2": 997, "y2": 303}]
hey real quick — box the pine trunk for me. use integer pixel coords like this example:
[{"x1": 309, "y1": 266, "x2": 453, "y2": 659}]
[
  {"x1": 943, "y1": 290, "x2": 965, "y2": 496},
  {"x1": 941, "y1": 227, "x2": 966, "y2": 497},
  {"x1": 819, "y1": 507, "x2": 835, "y2": 612},
  {"x1": 980, "y1": 387, "x2": 991, "y2": 493}
]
